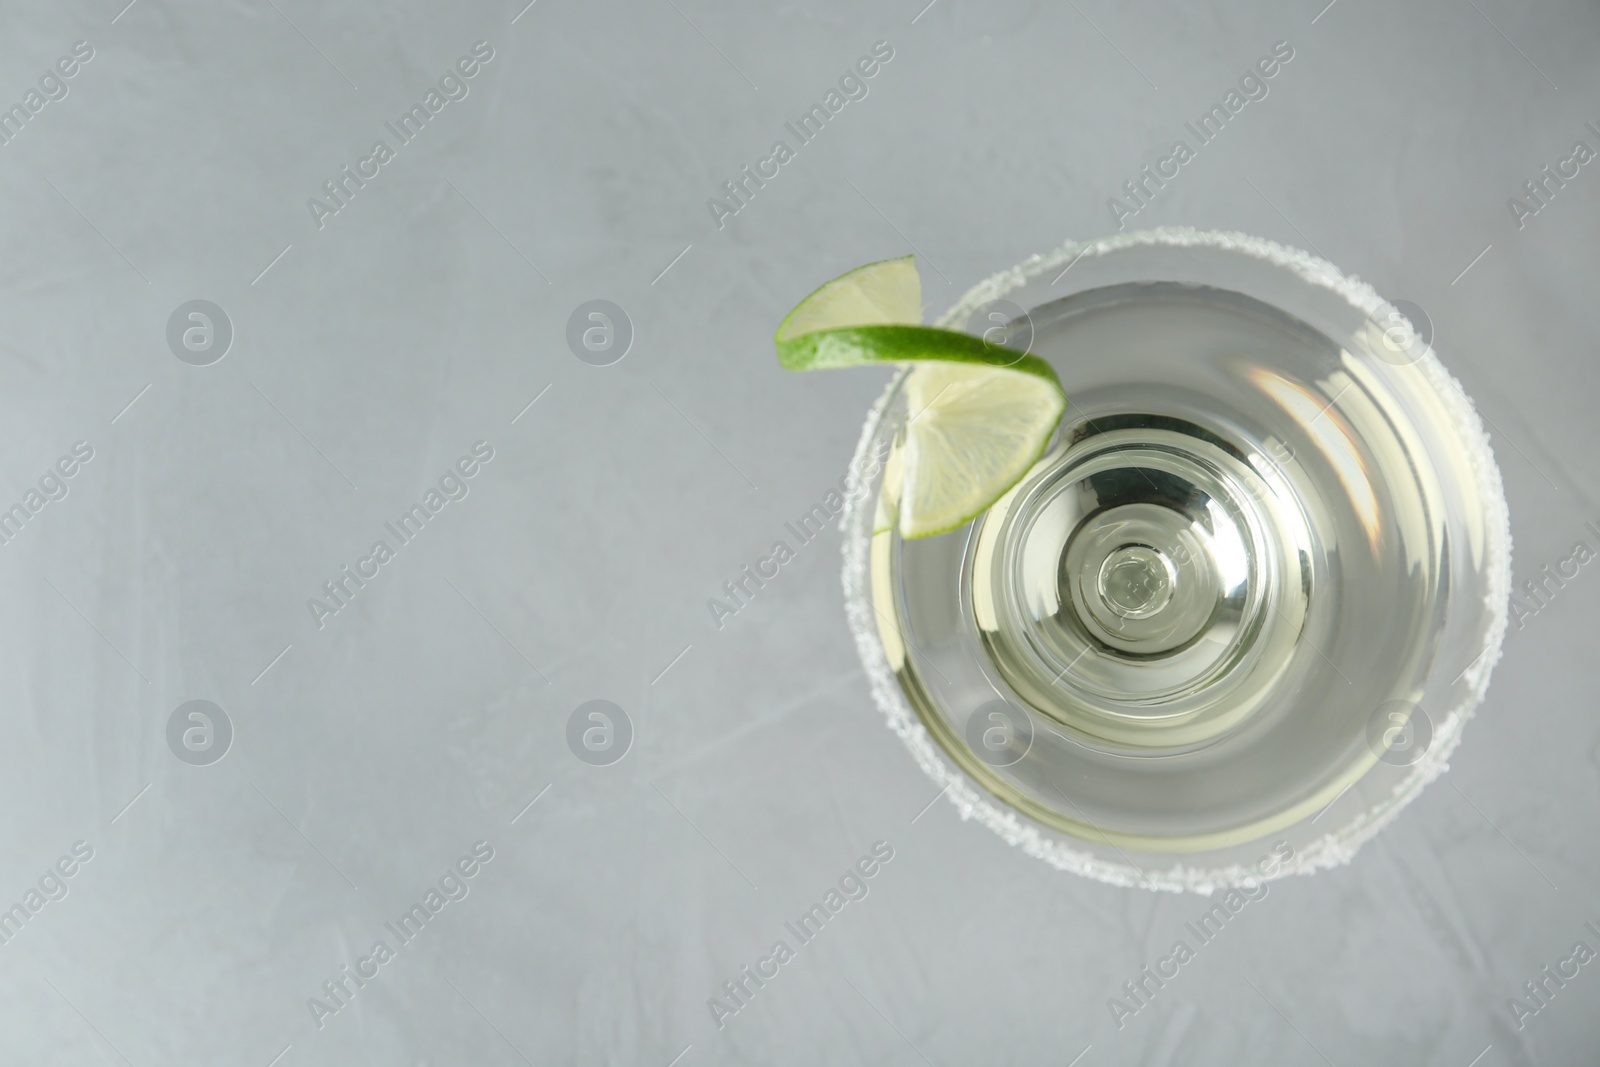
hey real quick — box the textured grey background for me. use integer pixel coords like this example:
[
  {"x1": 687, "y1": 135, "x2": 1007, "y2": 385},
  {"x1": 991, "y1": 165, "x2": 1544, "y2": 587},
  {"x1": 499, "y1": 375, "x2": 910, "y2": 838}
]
[{"x1": 0, "y1": 0, "x2": 1596, "y2": 1064}]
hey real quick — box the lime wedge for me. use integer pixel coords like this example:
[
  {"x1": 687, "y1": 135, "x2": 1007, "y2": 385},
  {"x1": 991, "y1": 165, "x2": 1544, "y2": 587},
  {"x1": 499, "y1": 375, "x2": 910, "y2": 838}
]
[{"x1": 775, "y1": 257, "x2": 1066, "y2": 539}]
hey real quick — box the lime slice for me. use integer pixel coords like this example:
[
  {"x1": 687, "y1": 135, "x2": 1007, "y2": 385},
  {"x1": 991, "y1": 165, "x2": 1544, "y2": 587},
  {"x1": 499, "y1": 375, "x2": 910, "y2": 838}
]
[
  {"x1": 776, "y1": 254, "x2": 923, "y2": 339},
  {"x1": 894, "y1": 360, "x2": 1064, "y2": 537},
  {"x1": 775, "y1": 257, "x2": 1066, "y2": 539}
]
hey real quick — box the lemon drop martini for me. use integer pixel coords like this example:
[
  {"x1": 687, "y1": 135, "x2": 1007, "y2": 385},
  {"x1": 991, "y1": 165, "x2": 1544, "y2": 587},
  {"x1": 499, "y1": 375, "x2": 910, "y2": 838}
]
[{"x1": 778, "y1": 230, "x2": 1511, "y2": 891}]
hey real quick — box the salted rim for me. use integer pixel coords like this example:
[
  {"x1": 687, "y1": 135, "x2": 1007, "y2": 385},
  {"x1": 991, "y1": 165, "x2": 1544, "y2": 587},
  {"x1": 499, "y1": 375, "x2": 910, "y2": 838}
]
[{"x1": 838, "y1": 226, "x2": 1513, "y2": 893}]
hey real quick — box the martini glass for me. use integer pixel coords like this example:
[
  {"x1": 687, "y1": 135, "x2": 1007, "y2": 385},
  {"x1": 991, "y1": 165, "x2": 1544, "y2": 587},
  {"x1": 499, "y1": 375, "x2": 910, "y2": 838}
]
[{"x1": 840, "y1": 228, "x2": 1511, "y2": 891}]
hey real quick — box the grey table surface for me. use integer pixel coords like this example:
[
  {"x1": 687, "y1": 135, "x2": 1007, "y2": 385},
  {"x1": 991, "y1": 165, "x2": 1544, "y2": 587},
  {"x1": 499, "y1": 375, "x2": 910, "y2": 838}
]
[{"x1": 0, "y1": 0, "x2": 1597, "y2": 1064}]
